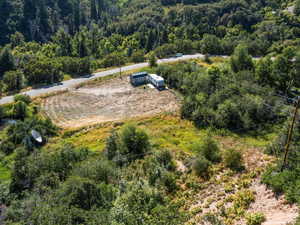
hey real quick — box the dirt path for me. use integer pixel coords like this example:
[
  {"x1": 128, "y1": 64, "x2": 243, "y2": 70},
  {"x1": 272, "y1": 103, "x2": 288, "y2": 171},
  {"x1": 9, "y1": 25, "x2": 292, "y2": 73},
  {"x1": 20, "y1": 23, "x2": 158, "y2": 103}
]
[{"x1": 247, "y1": 180, "x2": 298, "y2": 225}]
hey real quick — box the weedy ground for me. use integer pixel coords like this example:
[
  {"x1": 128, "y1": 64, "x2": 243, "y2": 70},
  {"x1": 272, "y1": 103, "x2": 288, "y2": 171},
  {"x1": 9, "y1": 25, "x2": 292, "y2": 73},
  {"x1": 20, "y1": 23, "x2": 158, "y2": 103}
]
[{"x1": 50, "y1": 114, "x2": 298, "y2": 225}]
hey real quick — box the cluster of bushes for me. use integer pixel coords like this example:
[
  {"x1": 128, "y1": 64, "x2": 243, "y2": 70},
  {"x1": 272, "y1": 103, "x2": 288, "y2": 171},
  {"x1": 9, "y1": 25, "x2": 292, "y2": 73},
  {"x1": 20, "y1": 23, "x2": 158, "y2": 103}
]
[
  {"x1": 156, "y1": 44, "x2": 299, "y2": 131},
  {"x1": 0, "y1": 46, "x2": 92, "y2": 92},
  {"x1": 191, "y1": 135, "x2": 244, "y2": 177},
  {"x1": 262, "y1": 116, "x2": 300, "y2": 223},
  {"x1": 2, "y1": 123, "x2": 186, "y2": 224},
  {"x1": 0, "y1": 94, "x2": 58, "y2": 155}
]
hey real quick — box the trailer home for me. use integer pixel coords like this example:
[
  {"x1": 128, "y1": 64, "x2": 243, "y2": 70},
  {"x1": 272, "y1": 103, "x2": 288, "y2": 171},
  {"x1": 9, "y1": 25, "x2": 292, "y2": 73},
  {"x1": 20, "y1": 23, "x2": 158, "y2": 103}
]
[
  {"x1": 130, "y1": 72, "x2": 148, "y2": 86},
  {"x1": 148, "y1": 74, "x2": 165, "y2": 90}
]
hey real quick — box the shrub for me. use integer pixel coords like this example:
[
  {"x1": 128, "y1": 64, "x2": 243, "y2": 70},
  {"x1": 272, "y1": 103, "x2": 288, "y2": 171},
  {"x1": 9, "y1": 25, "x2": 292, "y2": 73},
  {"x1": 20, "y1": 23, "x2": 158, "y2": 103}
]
[
  {"x1": 246, "y1": 212, "x2": 266, "y2": 225},
  {"x1": 161, "y1": 171, "x2": 177, "y2": 192},
  {"x1": 233, "y1": 189, "x2": 255, "y2": 210},
  {"x1": 262, "y1": 167, "x2": 297, "y2": 195},
  {"x1": 192, "y1": 156, "x2": 211, "y2": 178},
  {"x1": 192, "y1": 135, "x2": 221, "y2": 163},
  {"x1": 105, "y1": 131, "x2": 119, "y2": 160},
  {"x1": 119, "y1": 124, "x2": 150, "y2": 159},
  {"x1": 105, "y1": 124, "x2": 150, "y2": 164},
  {"x1": 0, "y1": 140, "x2": 15, "y2": 155},
  {"x1": 3, "y1": 70, "x2": 26, "y2": 91},
  {"x1": 155, "y1": 149, "x2": 175, "y2": 171},
  {"x1": 131, "y1": 50, "x2": 145, "y2": 63},
  {"x1": 223, "y1": 148, "x2": 244, "y2": 171},
  {"x1": 148, "y1": 53, "x2": 157, "y2": 67},
  {"x1": 11, "y1": 101, "x2": 28, "y2": 120},
  {"x1": 14, "y1": 94, "x2": 31, "y2": 105}
]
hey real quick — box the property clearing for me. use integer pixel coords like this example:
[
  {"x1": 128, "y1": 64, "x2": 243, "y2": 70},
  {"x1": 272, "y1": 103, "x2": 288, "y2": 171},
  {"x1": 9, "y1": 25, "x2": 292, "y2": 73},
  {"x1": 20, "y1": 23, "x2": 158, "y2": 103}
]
[{"x1": 41, "y1": 76, "x2": 180, "y2": 128}]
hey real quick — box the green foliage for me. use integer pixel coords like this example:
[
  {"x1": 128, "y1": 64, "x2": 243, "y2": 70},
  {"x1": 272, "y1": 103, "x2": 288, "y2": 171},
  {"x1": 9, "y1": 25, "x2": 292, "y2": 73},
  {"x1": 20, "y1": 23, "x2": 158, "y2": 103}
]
[
  {"x1": 105, "y1": 124, "x2": 150, "y2": 164},
  {"x1": 230, "y1": 44, "x2": 254, "y2": 73},
  {"x1": 192, "y1": 156, "x2": 211, "y2": 178},
  {"x1": 0, "y1": 46, "x2": 15, "y2": 76},
  {"x1": 223, "y1": 148, "x2": 244, "y2": 171},
  {"x1": 232, "y1": 189, "x2": 255, "y2": 214},
  {"x1": 119, "y1": 124, "x2": 150, "y2": 159},
  {"x1": 246, "y1": 212, "x2": 266, "y2": 225},
  {"x1": 57, "y1": 176, "x2": 116, "y2": 209},
  {"x1": 149, "y1": 53, "x2": 157, "y2": 67},
  {"x1": 131, "y1": 50, "x2": 145, "y2": 63},
  {"x1": 11, "y1": 101, "x2": 28, "y2": 120},
  {"x1": 110, "y1": 183, "x2": 184, "y2": 225},
  {"x1": 295, "y1": 0, "x2": 300, "y2": 16},
  {"x1": 13, "y1": 94, "x2": 31, "y2": 105},
  {"x1": 3, "y1": 70, "x2": 26, "y2": 91},
  {"x1": 159, "y1": 61, "x2": 284, "y2": 131},
  {"x1": 0, "y1": 140, "x2": 15, "y2": 155},
  {"x1": 100, "y1": 52, "x2": 126, "y2": 68},
  {"x1": 201, "y1": 34, "x2": 222, "y2": 55},
  {"x1": 60, "y1": 57, "x2": 91, "y2": 76},
  {"x1": 191, "y1": 135, "x2": 221, "y2": 163},
  {"x1": 23, "y1": 56, "x2": 63, "y2": 85}
]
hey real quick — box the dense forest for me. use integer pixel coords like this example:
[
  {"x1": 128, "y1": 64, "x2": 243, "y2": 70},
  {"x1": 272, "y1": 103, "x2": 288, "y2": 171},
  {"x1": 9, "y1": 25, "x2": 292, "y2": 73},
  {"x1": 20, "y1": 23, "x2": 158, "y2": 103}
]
[{"x1": 0, "y1": 0, "x2": 299, "y2": 93}]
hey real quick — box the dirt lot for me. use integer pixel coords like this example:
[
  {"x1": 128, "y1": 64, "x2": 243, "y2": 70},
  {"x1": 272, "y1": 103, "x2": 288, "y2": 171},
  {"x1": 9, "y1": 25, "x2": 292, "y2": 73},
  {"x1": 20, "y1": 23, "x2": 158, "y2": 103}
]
[{"x1": 41, "y1": 77, "x2": 180, "y2": 128}]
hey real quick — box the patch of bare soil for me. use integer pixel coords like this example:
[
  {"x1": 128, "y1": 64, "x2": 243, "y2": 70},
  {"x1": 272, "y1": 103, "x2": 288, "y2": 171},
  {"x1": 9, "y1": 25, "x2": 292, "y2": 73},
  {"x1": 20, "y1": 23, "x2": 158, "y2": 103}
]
[
  {"x1": 41, "y1": 77, "x2": 180, "y2": 128},
  {"x1": 247, "y1": 180, "x2": 298, "y2": 225},
  {"x1": 186, "y1": 137, "x2": 298, "y2": 225}
]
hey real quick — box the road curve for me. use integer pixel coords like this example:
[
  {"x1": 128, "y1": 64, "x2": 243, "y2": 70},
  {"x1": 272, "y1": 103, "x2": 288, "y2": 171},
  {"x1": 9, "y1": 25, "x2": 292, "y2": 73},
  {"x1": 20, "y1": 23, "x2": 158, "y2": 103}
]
[{"x1": 0, "y1": 54, "x2": 205, "y2": 105}]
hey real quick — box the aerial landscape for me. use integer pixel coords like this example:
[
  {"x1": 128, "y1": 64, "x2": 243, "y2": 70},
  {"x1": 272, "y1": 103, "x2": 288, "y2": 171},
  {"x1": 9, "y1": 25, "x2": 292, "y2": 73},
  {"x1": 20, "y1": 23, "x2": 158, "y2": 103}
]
[{"x1": 0, "y1": 0, "x2": 300, "y2": 224}]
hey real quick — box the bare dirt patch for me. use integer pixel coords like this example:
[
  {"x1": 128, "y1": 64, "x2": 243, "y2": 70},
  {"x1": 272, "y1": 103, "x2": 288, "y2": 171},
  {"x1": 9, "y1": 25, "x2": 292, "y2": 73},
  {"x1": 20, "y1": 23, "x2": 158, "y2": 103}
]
[
  {"x1": 186, "y1": 137, "x2": 298, "y2": 225},
  {"x1": 247, "y1": 180, "x2": 298, "y2": 225},
  {"x1": 41, "y1": 77, "x2": 180, "y2": 128}
]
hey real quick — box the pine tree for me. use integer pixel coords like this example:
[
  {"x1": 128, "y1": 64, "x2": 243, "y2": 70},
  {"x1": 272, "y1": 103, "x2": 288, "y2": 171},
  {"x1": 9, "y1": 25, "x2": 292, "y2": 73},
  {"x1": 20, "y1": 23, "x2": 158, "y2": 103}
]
[
  {"x1": 146, "y1": 30, "x2": 156, "y2": 52},
  {"x1": 90, "y1": 0, "x2": 97, "y2": 20},
  {"x1": 73, "y1": 0, "x2": 81, "y2": 31},
  {"x1": 0, "y1": 47, "x2": 15, "y2": 77}
]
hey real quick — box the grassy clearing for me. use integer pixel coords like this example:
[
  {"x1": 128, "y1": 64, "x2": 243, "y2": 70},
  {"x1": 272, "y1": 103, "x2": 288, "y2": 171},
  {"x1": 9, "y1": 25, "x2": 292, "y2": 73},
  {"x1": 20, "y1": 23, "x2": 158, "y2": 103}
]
[{"x1": 59, "y1": 114, "x2": 274, "y2": 153}]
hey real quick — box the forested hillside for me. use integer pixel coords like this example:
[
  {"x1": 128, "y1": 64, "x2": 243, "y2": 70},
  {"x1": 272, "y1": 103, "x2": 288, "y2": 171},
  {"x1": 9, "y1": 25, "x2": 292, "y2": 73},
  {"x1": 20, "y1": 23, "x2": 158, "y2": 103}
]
[{"x1": 1, "y1": 0, "x2": 300, "y2": 224}]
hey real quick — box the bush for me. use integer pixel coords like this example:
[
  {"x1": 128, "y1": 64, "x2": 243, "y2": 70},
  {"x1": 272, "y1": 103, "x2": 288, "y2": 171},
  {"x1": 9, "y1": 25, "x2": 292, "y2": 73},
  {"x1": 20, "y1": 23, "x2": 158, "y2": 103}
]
[
  {"x1": 148, "y1": 53, "x2": 157, "y2": 67},
  {"x1": 60, "y1": 57, "x2": 91, "y2": 76},
  {"x1": 3, "y1": 70, "x2": 26, "y2": 91},
  {"x1": 119, "y1": 124, "x2": 150, "y2": 159},
  {"x1": 246, "y1": 212, "x2": 266, "y2": 225},
  {"x1": 161, "y1": 171, "x2": 177, "y2": 192},
  {"x1": 14, "y1": 94, "x2": 31, "y2": 105},
  {"x1": 192, "y1": 136, "x2": 221, "y2": 163},
  {"x1": 155, "y1": 149, "x2": 175, "y2": 171},
  {"x1": 11, "y1": 101, "x2": 28, "y2": 120},
  {"x1": 223, "y1": 148, "x2": 244, "y2": 171},
  {"x1": 131, "y1": 50, "x2": 145, "y2": 63},
  {"x1": 192, "y1": 156, "x2": 211, "y2": 178},
  {"x1": 233, "y1": 189, "x2": 255, "y2": 210},
  {"x1": 105, "y1": 124, "x2": 150, "y2": 164},
  {"x1": 0, "y1": 140, "x2": 15, "y2": 155},
  {"x1": 262, "y1": 167, "x2": 297, "y2": 195},
  {"x1": 105, "y1": 131, "x2": 119, "y2": 160}
]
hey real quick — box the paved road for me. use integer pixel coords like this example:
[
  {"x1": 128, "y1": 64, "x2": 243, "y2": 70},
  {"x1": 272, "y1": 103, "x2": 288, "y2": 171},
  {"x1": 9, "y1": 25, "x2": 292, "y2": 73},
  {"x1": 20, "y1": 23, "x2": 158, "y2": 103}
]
[{"x1": 0, "y1": 54, "x2": 205, "y2": 105}]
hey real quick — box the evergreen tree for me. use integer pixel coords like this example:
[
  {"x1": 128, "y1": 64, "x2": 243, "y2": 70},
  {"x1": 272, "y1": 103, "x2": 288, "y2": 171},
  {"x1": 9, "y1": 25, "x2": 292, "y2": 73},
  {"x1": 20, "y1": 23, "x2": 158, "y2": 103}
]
[
  {"x1": 10, "y1": 32, "x2": 25, "y2": 48},
  {"x1": 90, "y1": 0, "x2": 97, "y2": 20},
  {"x1": 146, "y1": 30, "x2": 156, "y2": 52},
  {"x1": 295, "y1": 0, "x2": 300, "y2": 16},
  {"x1": 0, "y1": 46, "x2": 15, "y2": 77},
  {"x1": 230, "y1": 44, "x2": 254, "y2": 73},
  {"x1": 73, "y1": 0, "x2": 81, "y2": 32}
]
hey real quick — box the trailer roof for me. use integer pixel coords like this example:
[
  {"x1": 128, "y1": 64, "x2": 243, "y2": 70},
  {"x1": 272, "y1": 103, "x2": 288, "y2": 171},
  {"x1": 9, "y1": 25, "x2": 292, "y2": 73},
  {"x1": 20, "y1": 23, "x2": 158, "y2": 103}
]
[
  {"x1": 131, "y1": 71, "x2": 148, "y2": 78},
  {"x1": 149, "y1": 74, "x2": 164, "y2": 81}
]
